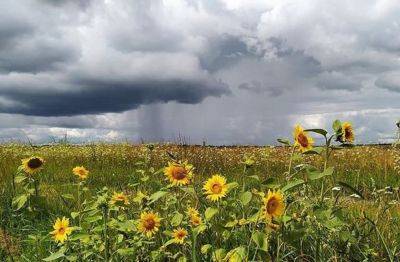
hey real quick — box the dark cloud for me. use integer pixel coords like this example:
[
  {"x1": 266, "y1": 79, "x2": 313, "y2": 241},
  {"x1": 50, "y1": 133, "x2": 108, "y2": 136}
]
[{"x1": 375, "y1": 72, "x2": 400, "y2": 92}]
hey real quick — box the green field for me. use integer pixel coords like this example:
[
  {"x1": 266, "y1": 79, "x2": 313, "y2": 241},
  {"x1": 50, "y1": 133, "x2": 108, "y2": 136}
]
[{"x1": 0, "y1": 142, "x2": 399, "y2": 261}]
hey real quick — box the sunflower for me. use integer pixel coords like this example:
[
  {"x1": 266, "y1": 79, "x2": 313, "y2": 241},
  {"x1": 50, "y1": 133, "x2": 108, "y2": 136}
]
[
  {"x1": 164, "y1": 161, "x2": 193, "y2": 186},
  {"x1": 203, "y1": 174, "x2": 228, "y2": 202},
  {"x1": 187, "y1": 207, "x2": 202, "y2": 226},
  {"x1": 137, "y1": 211, "x2": 161, "y2": 237},
  {"x1": 293, "y1": 125, "x2": 314, "y2": 152},
  {"x1": 51, "y1": 217, "x2": 73, "y2": 244},
  {"x1": 72, "y1": 166, "x2": 89, "y2": 180},
  {"x1": 110, "y1": 192, "x2": 130, "y2": 206},
  {"x1": 262, "y1": 190, "x2": 285, "y2": 222},
  {"x1": 172, "y1": 228, "x2": 188, "y2": 244},
  {"x1": 341, "y1": 122, "x2": 354, "y2": 143},
  {"x1": 21, "y1": 157, "x2": 44, "y2": 175}
]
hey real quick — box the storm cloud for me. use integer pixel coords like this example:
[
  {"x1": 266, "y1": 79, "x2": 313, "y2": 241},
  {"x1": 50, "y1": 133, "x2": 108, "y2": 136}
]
[{"x1": 0, "y1": 0, "x2": 399, "y2": 144}]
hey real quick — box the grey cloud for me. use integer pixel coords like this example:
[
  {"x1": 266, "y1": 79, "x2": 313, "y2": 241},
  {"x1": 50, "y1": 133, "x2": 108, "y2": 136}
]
[
  {"x1": 316, "y1": 71, "x2": 361, "y2": 91},
  {"x1": 375, "y1": 72, "x2": 400, "y2": 92}
]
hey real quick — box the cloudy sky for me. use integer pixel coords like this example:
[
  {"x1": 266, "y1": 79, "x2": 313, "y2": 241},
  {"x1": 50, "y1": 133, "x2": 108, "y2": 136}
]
[{"x1": 0, "y1": 0, "x2": 399, "y2": 145}]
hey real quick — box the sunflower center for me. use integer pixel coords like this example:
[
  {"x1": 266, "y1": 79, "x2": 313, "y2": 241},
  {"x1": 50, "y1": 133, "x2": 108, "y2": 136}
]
[
  {"x1": 28, "y1": 158, "x2": 43, "y2": 169},
  {"x1": 177, "y1": 231, "x2": 186, "y2": 239},
  {"x1": 211, "y1": 183, "x2": 222, "y2": 194},
  {"x1": 266, "y1": 197, "x2": 279, "y2": 215},
  {"x1": 58, "y1": 227, "x2": 65, "y2": 235},
  {"x1": 344, "y1": 127, "x2": 352, "y2": 139},
  {"x1": 297, "y1": 133, "x2": 309, "y2": 147},
  {"x1": 143, "y1": 218, "x2": 155, "y2": 230},
  {"x1": 172, "y1": 167, "x2": 187, "y2": 180}
]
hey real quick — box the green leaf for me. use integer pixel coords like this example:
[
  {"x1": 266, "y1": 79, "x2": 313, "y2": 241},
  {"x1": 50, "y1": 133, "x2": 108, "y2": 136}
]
[
  {"x1": 213, "y1": 249, "x2": 226, "y2": 261},
  {"x1": 262, "y1": 177, "x2": 280, "y2": 189},
  {"x1": 205, "y1": 207, "x2": 218, "y2": 221},
  {"x1": 201, "y1": 244, "x2": 212, "y2": 254},
  {"x1": 14, "y1": 175, "x2": 27, "y2": 184},
  {"x1": 304, "y1": 128, "x2": 328, "y2": 137},
  {"x1": 226, "y1": 182, "x2": 238, "y2": 191},
  {"x1": 148, "y1": 191, "x2": 168, "y2": 204},
  {"x1": 303, "y1": 147, "x2": 325, "y2": 155},
  {"x1": 117, "y1": 248, "x2": 135, "y2": 256},
  {"x1": 239, "y1": 191, "x2": 252, "y2": 206},
  {"x1": 307, "y1": 167, "x2": 334, "y2": 180},
  {"x1": 281, "y1": 179, "x2": 305, "y2": 192},
  {"x1": 277, "y1": 138, "x2": 290, "y2": 146},
  {"x1": 61, "y1": 194, "x2": 74, "y2": 200},
  {"x1": 71, "y1": 212, "x2": 79, "y2": 219},
  {"x1": 332, "y1": 119, "x2": 342, "y2": 132},
  {"x1": 224, "y1": 220, "x2": 238, "y2": 228},
  {"x1": 171, "y1": 212, "x2": 184, "y2": 226},
  {"x1": 13, "y1": 194, "x2": 28, "y2": 211},
  {"x1": 251, "y1": 231, "x2": 269, "y2": 252},
  {"x1": 43, "y1": 247, "x2": 66, "y2": 261}
]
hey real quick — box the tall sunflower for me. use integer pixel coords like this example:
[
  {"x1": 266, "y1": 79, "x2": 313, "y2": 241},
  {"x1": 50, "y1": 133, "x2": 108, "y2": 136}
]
[
  {"x1": 203, "y1": 174, "x2": 228, "y2": 202},
  {"x1": 72, "y1": 166, "x2": 89, "y2": 180},
  {"x1": 110, "y1": 192, "x2": 130, "y2": 206},
  {"x1": 172, "y1": 228, "x2": 188, "y2": 244},
  {"x1": 262, "y1": 190, "x2": 285, "y2": 222},
  {"x1": 341, "y1": 122, "x2": 354, "y2": 143},
  {"x1": 164, "y1": 161, "x2": 193, "y2": 186},
  {"x1": 137, "y1": 211, "x2": 161, "y2": 237},
  {"x1": 51, "y1": 217, "x2": 73, "y2": 243},
  {"x1": 293, "y1": 125, "x2": 314, "y2": 152},
  {"x1": 21, "y1": 157, "x2": 44, "y2": 175}
]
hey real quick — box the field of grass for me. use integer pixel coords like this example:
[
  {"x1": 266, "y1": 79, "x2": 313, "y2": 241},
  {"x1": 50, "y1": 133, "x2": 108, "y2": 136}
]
[{"x1": 0, "y1": 135, "x2": 400, "y2": 261}]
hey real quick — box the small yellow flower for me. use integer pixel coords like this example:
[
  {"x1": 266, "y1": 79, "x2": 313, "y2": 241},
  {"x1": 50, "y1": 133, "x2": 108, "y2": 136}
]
[
  {"x1": 187, "y1": 207, "x2": 202, "y2": 226},
  {"x1": 110, "y1": 192, "x2": 130, "y2": 206},
  {"x1": 293, "y1": 125, "x2": 314, "y2": 152},
  {"x1": 72, "y1": 166, "x2": 89, "y2": 180},
  {"x1": 164, "y1": 161, "x2": 193, "y2": 186},
  {"x1": 238, "y1": 218, "x2": 247, "y2": 226},
  {"x1": 203, "y1": 174, "x2": 228, "y2": 202},
  {"x1": 262, "y1": 190, "x2": 285, "y2": 222},
  {"x1": 341, "y1": 122, "x2": 354, "y2": 143},
  {"x1": 172, "y1": 228, "x2": 188, "y2": 244},
  {"x1": 137, "y1": 211, "x2": 161, "y2": 237},
  {"x1": 21, "y1": 157, "x2": 44, "y2": 175},
  {"x1": 51, "y1": 217, "x2": 73, "y2": 244}
]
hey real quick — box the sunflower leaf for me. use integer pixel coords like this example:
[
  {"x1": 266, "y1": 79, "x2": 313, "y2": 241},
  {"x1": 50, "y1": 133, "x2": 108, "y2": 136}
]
[{"x1": 205, "y1": 207, "x2": 218, "y2": 221}]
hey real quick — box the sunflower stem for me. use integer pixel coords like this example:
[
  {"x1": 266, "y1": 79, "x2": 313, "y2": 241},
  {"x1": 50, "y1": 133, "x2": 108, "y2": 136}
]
[{"x1": 102, "y1": 205, "x2": 109, "y2": 262}]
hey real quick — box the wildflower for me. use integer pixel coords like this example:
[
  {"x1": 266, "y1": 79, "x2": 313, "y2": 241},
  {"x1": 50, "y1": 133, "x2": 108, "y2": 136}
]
[
  {"x1": 137, "y1": 211, "x2": 161, "y2": 237},
  {"x1": 164, "y1": 161, "x2": 193, "y2": 186},
  {"x1": 21, "y1": 157, "x2": 44, "y2": 175},
  {"x1": 341, "y1": 122, "x2": 354, "y2": 143},
  {"x1": 187, "y1": 207, "x2": 202, "y2": 226},
  {"x1": 262, "y1": 190, "x2": 285, "y2": 221},
  {"x1": 110, "y1": 192, "x2": 130, "y2": 206},
  {"x1": 293, "y1": 125, "x2": 314, "y2": 152},
  {"x1": 72, "y1": 166, "x2": 89, "y2": 180},
  {"x1": 51, "y1": 217, "x2": 73, "y2": 244},
  {"x1": 203, "y1": 174, "x2": 228, "y2": 202},
  {"x1": 172, "y1": 228, "x2": 188, "y2": 244}
]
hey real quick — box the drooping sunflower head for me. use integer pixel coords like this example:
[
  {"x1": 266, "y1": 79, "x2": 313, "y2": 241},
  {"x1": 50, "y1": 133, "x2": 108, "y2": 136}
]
[
  {"x1": 164, "y1": 161, "x2": 193, "y2": 186},
  {"x1": 262, "y1": 190, "x2": 285, "y2": 222},
  {"x1": 293, "y1": 125, "x2": 314, "y2": 152},
  {"x1": 110, "y1": 192, "x2": 130, "y2": 206},
  {"x1": 51, "y1": 217, "x2": 73, "y2": 244},
  {"x1": 187, "y1": 207, "x2": 202, "y2": 226},
  {"x1": 21, "y1": 157, "x2": 44, "y2": 175},
  {"x1": 203, "y1": 174, "x2": 228, "y2": 202},
  {"x1": 137, "y1": 211, "x2": 161, "y2": 238},
  {"x1": 341, "y1": 122, "x2": 354, "y2": 143},
  {"x1": 172, "y1": 228, "x2": 188, "y2": 244},
  {"x1": 72, "y1": 166, "x2": 89, "y2": 180}
]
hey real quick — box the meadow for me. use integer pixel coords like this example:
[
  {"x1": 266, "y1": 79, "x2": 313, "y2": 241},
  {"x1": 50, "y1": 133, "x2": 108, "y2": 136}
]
[{"x1": 0, "y1": 120, "x2": 399, "y2": 261}]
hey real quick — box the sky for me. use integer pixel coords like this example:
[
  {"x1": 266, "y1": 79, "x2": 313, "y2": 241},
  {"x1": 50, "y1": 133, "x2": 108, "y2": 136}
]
[{"x1": 0, "y1": 0, "x2": 399, "y2": 145}]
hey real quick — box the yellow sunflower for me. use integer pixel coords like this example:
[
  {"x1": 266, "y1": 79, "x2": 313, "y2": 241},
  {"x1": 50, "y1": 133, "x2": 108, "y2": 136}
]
[
  {"x1": 51, "y1": 217, "x2": 73, "y2": 244},
  {"x1": 203, "y1": 174, "x2": 228, "y2": 202},
  {"x1": 172, "y1": 228, "x2": 188, "y2": 244},
  {"x1": 137, "y1": 211, "x2": 161, "y2": 237},
  {"x1": 110, "y1": 192, "x2": 130, "y2": 206},
  {"x1": 72, "y1": 166, "x2": 89, "y2": 180},
  {"x1": 262, "y1": 190, "x2": 285, "y2": 222},
  {"x1": 21, "y1": 157, "x2": 44, "y2": 175},
  {"x1": 293, "y1": 125, "x2": 314, "y2": 152},
  {"x1": 187, "y1": 207, "x2": 202, "y2": 226},
  {"x1": 341, "y1": 122, "x2": 354, "y2": 143},
  {"x1": 164, "y1": 161, "x2": 193, "y2": 186}
]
